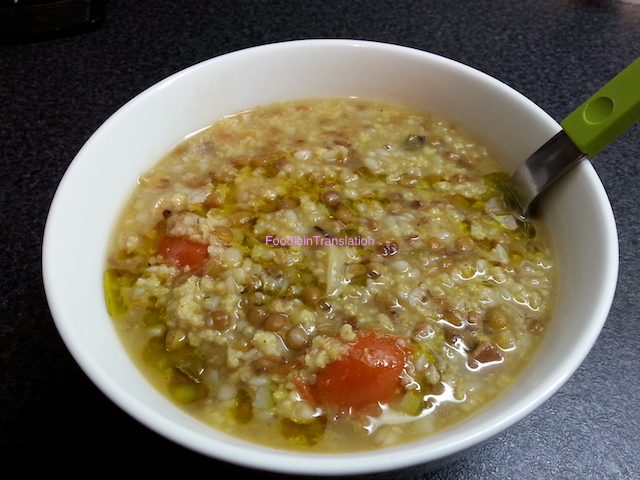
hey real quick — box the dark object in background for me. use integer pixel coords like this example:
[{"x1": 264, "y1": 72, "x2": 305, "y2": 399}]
[{"x1": 0, "y1": 0, "x2": 105, "y2": 43}]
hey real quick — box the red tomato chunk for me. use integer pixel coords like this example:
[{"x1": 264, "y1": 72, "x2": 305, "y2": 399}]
[
  {"x1": 158, "y1": 235, "x2": 209, "y2": 270},
  {"x1": 310, "y1": 331, "x2": 412, "y2": 414}
]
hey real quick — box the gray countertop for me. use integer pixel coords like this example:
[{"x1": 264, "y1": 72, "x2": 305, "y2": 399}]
[{"x1": 1, "y1": 1, "x2": 638, "y2": 478}]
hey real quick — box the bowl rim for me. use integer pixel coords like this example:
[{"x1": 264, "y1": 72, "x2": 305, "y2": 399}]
[{"x1": 42, "y1": 39, "x2": 619, "y2": 476}]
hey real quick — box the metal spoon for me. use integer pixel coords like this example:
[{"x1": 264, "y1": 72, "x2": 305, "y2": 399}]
[{"x1": 507, "y1": 56, "x2": 640, "y2": 216}]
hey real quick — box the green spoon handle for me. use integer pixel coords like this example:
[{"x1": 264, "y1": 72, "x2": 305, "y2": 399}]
[{"x1": 561, "y1": 56, "x2": 640, "y2": 158}]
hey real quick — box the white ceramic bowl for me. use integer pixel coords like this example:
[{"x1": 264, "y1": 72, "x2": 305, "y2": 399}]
[{"x1": 42, "y1": 40, "x2": 618, "y2": 476}]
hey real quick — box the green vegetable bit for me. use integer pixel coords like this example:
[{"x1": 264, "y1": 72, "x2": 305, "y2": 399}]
[
  {"x1": 103, "y1": 268, "x2": 134, "y2": 316},
  {"x1": 279, "y1": 416, "x2": 327, "y2": 446},
  {"x1": 141, "y1": 336, "x2": 210, "y2": 404},
  {"x1": 142, "y1": 305, "x2": 166, "y2": 327},
  {"x1": 142, "y1": 336, "x2": 173, "y2": 375},
  {"x1": 230, "y1": 388, "x2": 254, "y2": 424},
  {"x1": 188, "y1": 202, "x2": 208, "y2": 217},
  {"x1": 167, "y1": 369, "x2": 209, "y2": 405},
  {"x1": 399, "y1": 389, "x2": 425, "y2": 417}
]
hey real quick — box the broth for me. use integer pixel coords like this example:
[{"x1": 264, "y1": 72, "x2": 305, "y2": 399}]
[{"x1": 104, "y1": 98, "x2": 555, "y2": 452}]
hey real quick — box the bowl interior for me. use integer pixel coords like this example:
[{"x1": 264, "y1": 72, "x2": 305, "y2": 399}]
[{"x1": 42, "y1": 40, "x2": 618, "y2": 476}]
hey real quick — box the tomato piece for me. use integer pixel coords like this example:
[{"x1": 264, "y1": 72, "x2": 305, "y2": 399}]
[
  {"x1": 310, "y1": 331, "x2": 411, "y2": 414},
  {"x1": 157, "y1": 235, "x2": 209, "y2": 270}
]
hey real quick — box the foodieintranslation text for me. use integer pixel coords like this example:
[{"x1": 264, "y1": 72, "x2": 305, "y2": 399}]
[{"x1": 265, "y1": 235, "x2": 375, "y2": 246}]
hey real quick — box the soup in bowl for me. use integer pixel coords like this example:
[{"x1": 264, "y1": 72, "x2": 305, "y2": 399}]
[{"x1": 43, "y1": 40, "x2": 617, "y2": 476}]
